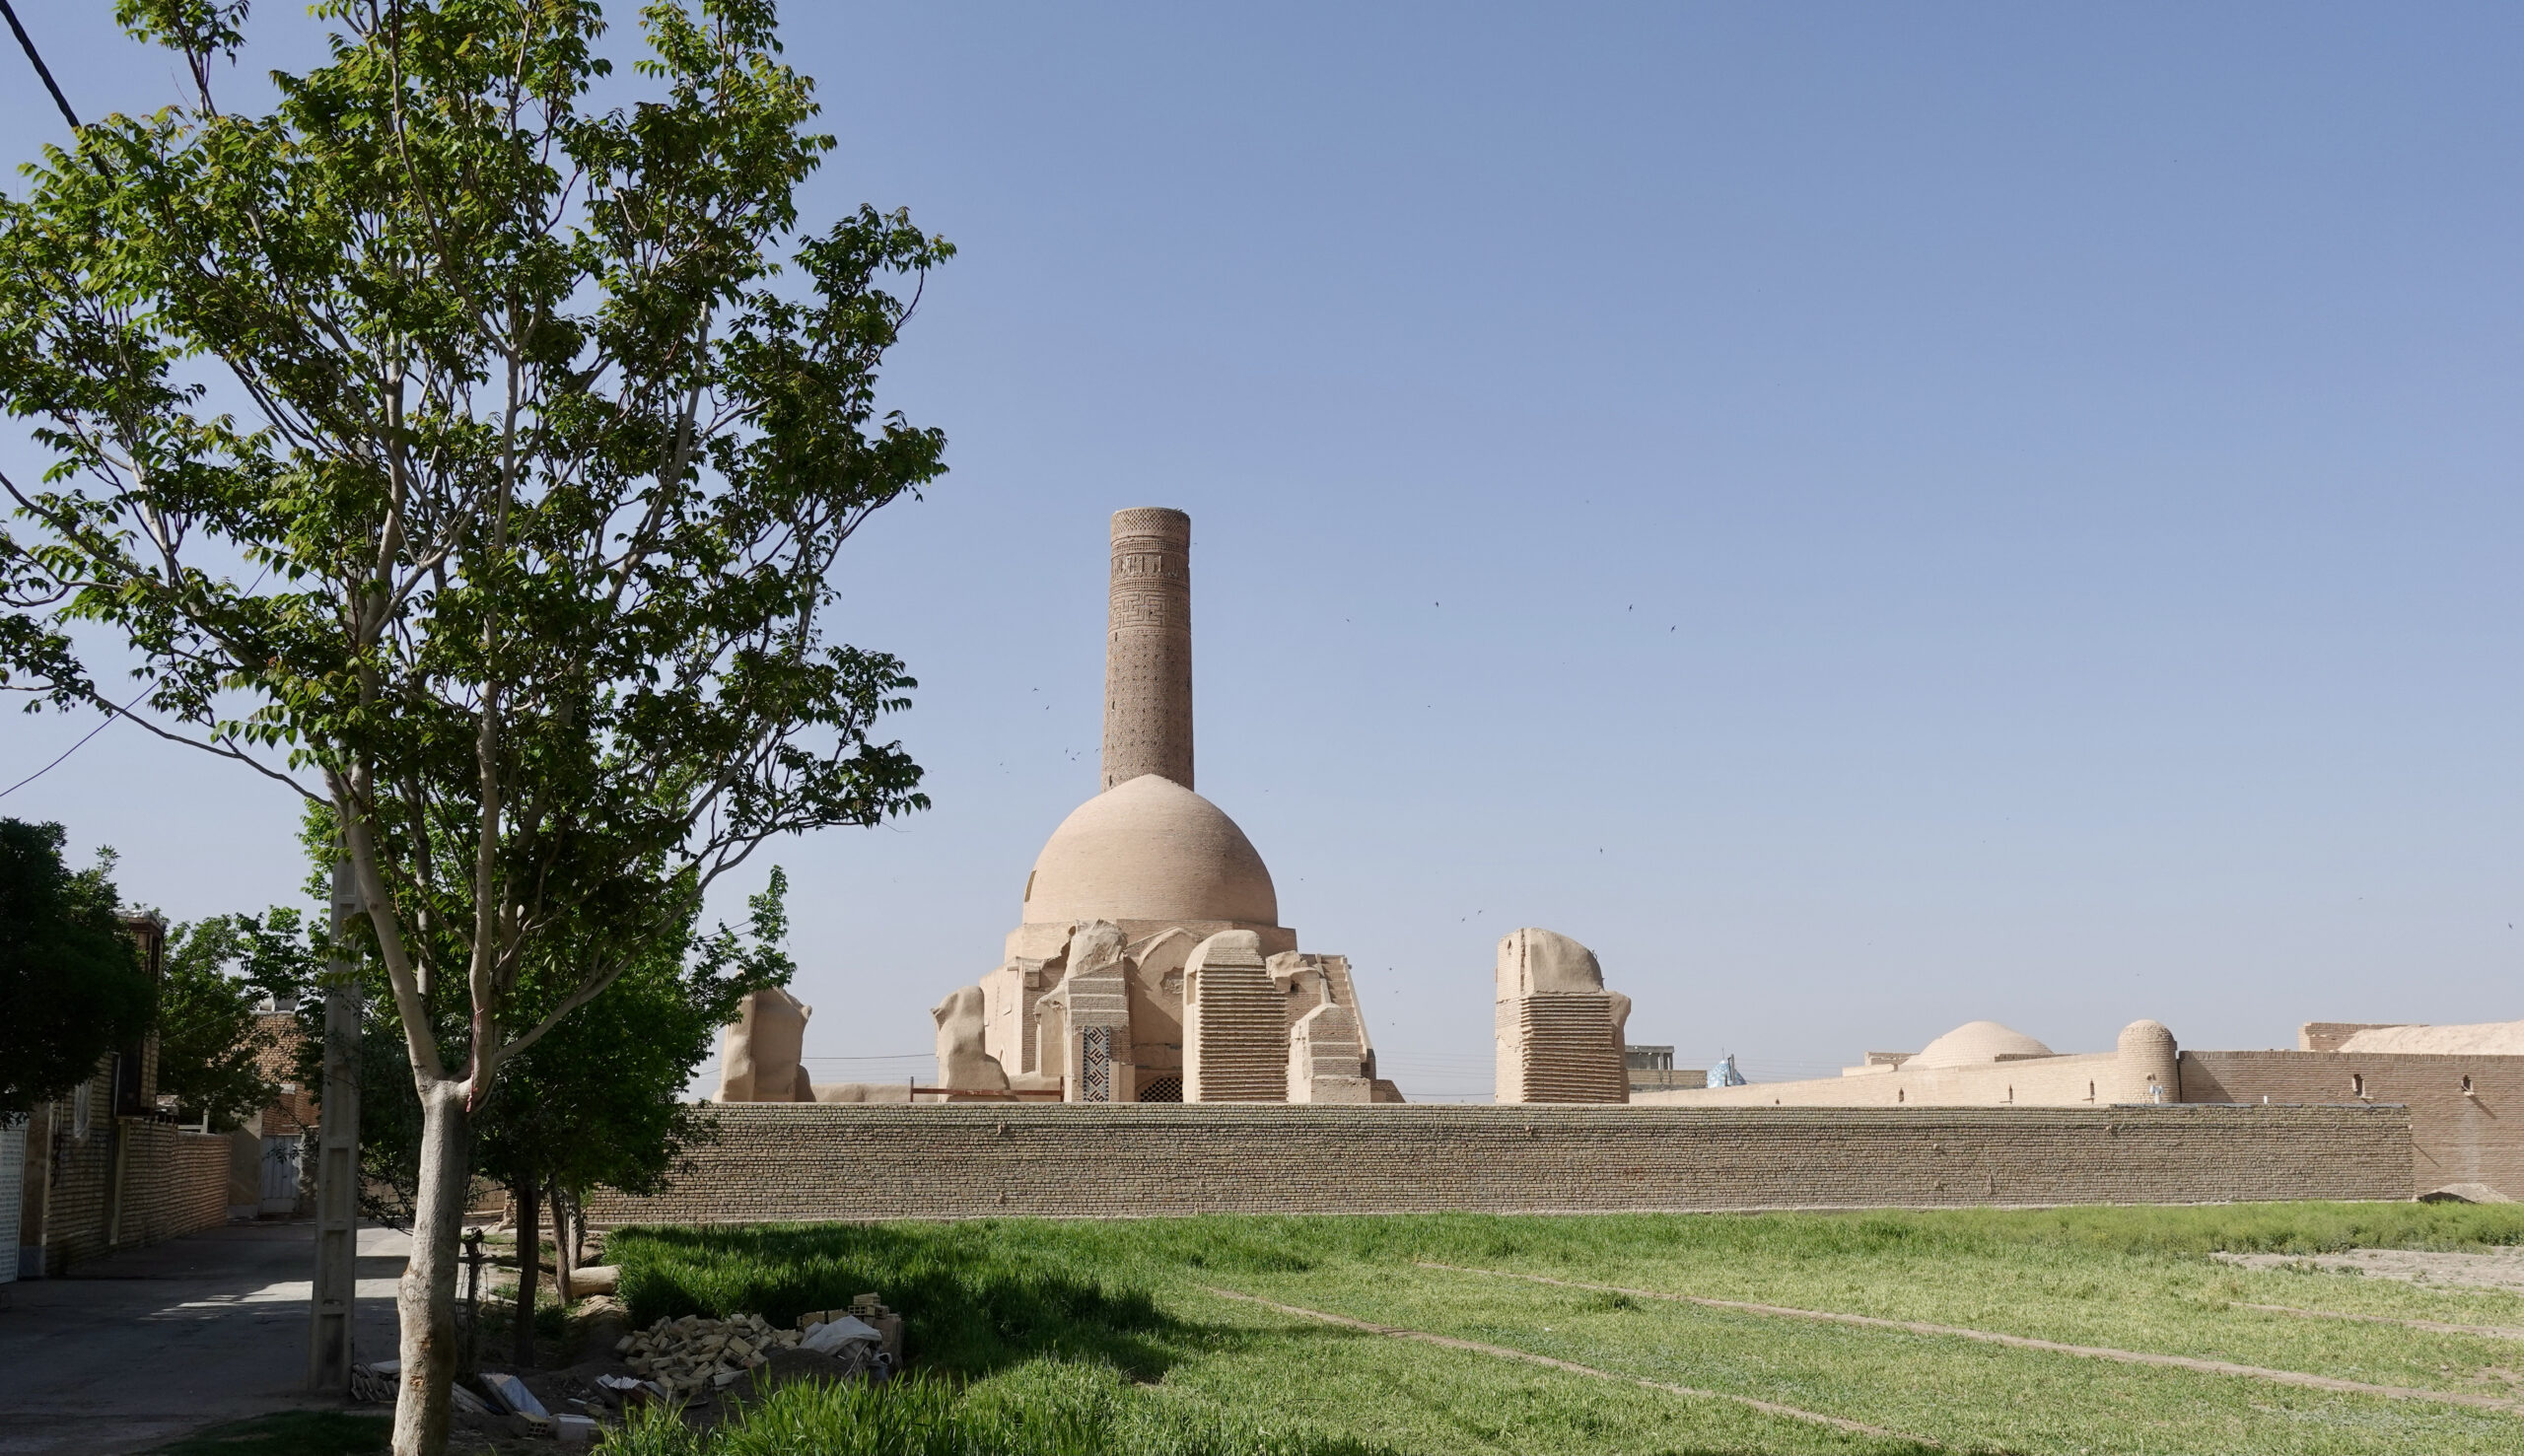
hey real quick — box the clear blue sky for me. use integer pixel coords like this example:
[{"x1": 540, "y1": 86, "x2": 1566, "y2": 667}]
[{"x1": 5, "y1": 4, "x2": 2518, "y2": 1097}]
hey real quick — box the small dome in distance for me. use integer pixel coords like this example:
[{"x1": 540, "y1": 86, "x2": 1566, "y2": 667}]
[
  {"x1": 1911, "y1": 1019, "x2": 2054, "y2": 1069},
  {"x1": 1020, "y1": 774, "x2": 1278, "y2": 928}
]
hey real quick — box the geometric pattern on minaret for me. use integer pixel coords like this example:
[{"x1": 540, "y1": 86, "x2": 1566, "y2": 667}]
[{"x1": 1101, "y1": 507, "x2": 1194, "y2": 792}]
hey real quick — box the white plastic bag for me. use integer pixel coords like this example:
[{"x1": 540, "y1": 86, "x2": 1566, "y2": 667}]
[{"x1": 798, "y1": 1315, "x2": 881, "y2": 1354}]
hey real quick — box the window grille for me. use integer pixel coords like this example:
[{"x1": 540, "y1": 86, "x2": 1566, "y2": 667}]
[{"x1": 1081, "y1": 1027, "x2": 1113, "y2": 1103}]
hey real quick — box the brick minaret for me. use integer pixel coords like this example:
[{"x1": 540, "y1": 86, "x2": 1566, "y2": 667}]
[{"x1": 1101, "y1": 507, "x2": 1193, "y2": 792}]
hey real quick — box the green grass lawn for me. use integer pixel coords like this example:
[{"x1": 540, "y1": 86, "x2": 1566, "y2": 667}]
[
  {"x1": 146, "y1": 1413, "x2": 389, "y2": 1456},
  {"x1": 609, "y1": 1204, "x2": 2524, "y2": 1455}
]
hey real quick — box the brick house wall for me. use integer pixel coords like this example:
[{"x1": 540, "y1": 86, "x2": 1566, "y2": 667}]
[
  {"x1": 108, "y1": 1125, "x2": 232, "y2": 1247},
  {"x1": 251, "y1": 1010, "x2": 319, "y2": 1138},
  {"x1": 18, "y1": 914, "x2": 249, "y2": 1274},
  {"x1": 29, "y1": 1066, "x2": 118, "y2": 1272},
  {"x1": 583, "y1": 1102, "x2": 2410, "y2": 1227},
  {"x1": 19, "y1": 1063, "x2": 236, "y2": 1275}
]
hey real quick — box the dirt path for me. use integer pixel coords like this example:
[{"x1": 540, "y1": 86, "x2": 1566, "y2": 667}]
[
  {"x1": 1420, "y1": 1262, "x2": 2524, "y2": 1418},
  {"x1": 2213, "y1": 1247, "x2": 2524, "y2": 1295},
  {"x1": 1200, "y1": 1285, "x2": 1936, "y2": 1449},
  {"x1": 2234, "y1": 1301, "x2": 2524, "y2": 1341}
]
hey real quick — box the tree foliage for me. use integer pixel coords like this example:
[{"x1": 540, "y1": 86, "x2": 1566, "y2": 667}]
[
  {"x1": 348, "y1": 867, "x2": 797, "y2": 1228},
  {"x1": 0, "y1": 817, "x2": 152, "y2": 1110},
  {"x1": 0, "y1": 0, "x2": 943, "y2": 1095},
  {"x1": 483, "y1": 867, "x2": 797, "y2": 1201},
  {"x1": 0, "y1": 818, "x2": 154, "y2": 1114},
  {"x1": 0, "y1": 3, "x2": 946, "y2": 1448},
  {"x1": 159, "y1": 908, "x2": 318, "y2": 1129}
]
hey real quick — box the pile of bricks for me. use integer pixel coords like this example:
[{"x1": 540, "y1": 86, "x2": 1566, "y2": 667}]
[
  {"x1": 796, "y1": 1293, "x2": 902, "y2": 1359},
  {"x1": 616, "y1": 1314, "x2": 801, "y2": 1396}
]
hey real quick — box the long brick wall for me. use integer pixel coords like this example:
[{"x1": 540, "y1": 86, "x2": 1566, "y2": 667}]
[
  {"x1": 26, "y1": 1120, "x2": 234, "y2": 1273},
  {"x1": 584, "y1": 1102, "x2": 2411, "y2": 1226},
  {"x1": 2181, "y1": 1050, "x2": 2521, "y2": 1201}
]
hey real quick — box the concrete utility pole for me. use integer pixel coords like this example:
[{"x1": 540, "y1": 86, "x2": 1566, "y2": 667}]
[{"x1": 308, "y1": 859, "x2": 363, "y2": 1393}]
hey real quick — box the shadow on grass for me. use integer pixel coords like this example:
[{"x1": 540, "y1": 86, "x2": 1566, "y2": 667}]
[
  {"x1": 146, "y1": 1413, "x2": 388, "y2": 1456},
  {"x1": 615, "y1": 1221, "x2": 1191, "y2": 1381}
]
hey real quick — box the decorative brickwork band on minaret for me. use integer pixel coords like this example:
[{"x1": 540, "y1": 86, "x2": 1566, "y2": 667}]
[{"x1": 1102, "y1": 507, "x2": 1193, "y2": 792}]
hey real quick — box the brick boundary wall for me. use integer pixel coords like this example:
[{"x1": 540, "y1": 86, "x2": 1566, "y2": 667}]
[
  {"x1": 2182, "y1": 1050, "x2": 2521, "y2": 1201},
  {"x1": 33, "y1": 1121, "x2": 237, "y2": 1272},
  {"x1": 98, "y1": 1125, "x2": 234, "y2": 1250},
  {"x1": 155, "y1": 1130, "x2": 235, "y2": 1242},
  {"x1": 584, "y1": 1103, "x2": 2412, "y2": 1226}
]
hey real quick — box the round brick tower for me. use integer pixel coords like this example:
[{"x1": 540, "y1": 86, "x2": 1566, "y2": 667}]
[{"x1": 1101, "y1": 507, "x2": 1194, "y2": 792}]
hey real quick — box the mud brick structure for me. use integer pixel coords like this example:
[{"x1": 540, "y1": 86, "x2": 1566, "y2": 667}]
[
  {"x1": 2182, "y1": 1048, "x2": 2522, "y2": 1202},
  {"x1": 583, "y1": 1102, "x2": 2411, "y2": 1225}
]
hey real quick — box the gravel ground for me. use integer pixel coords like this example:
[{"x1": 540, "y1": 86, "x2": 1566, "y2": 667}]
[{"x1": 2212, "y1": 1245, "x2": 2524, "y2": 1294}]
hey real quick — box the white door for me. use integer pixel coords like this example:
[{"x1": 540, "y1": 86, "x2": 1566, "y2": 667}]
[{"x1": 260, "y1": 1136, "x2": 303, "y2": 1214}]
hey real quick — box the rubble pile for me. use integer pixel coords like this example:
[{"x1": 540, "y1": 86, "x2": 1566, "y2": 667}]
[
  {"x1": 348, "y1": 1360, "x2": 398, "y2": 1406},
  {"x1": 802, "y1": 1293, "x2": 903, "y2": 1359},
  {"x1": 616, "y1": 1313, "x2": 802, "y2": 1397}
]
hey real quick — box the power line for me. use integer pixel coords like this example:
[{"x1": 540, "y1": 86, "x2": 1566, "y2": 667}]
[
  {"x1": 0, "y1": 0, "x2": 81, "y2": 132},
  {"x1": 0, "y1": 714, "x2": 117, "y2": 800}
]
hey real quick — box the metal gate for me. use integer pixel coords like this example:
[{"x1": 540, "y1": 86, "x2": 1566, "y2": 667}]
[{"x1": 260, "y1": 1135, "x2": 304, "y2": 1213}]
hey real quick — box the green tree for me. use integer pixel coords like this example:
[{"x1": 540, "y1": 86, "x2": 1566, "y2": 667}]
[
  {"x1": 341, "y1": 868, "x2": 797, "y2": 1365},
  {"x1": 159, "y1": 909, "x2": 318, "y2": 1130},
  {"x1": 0, "y1": 818, "x2": 154, "y2": 1113},
  {"x1": 0, "y1": 5, "x2": 946, "y2": 1449}
]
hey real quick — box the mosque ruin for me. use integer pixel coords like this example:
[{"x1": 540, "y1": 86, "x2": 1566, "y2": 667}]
[
  {"x1": 697, "y1": 506, "x2": 2520, "y2": 1205},
  {"x1": 725, "y1": 508, "x2": 1414, "y2": 1105}
]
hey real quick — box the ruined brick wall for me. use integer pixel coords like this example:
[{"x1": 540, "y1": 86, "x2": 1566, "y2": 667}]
[
  {"x1": 1183, "y1": 951, "x2": 1285, "y2": 1103},
  {"x1": 2181, "y1": 1050, "x2": 2521, "y2": 1201},
  {"x1": 584, "y1": 1102, "x2": 2411, "y2": 1226},
  {"x1": 1505, "y1": 996, "x2": 1628, "y2": 1104}
]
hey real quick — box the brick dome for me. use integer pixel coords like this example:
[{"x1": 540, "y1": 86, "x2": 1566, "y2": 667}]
[
  {"x1": 1911, "y1": 1020, "x2": 2053, "y2": 1070},
  {"x1": 1020, "y1": 773, "x2": 1278, "y2": 928}
]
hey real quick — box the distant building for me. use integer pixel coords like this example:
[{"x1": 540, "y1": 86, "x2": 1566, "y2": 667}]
[
  {"x1": 224, "y1": 998, "x2": 317, "y2": 1220},
  {"x1": 1624, "y1": 1044, "x2": 1708, "y2": 1095},
  {"x1": 1636, "y1": 1015, "x2": 2524, "y2": 1202}
]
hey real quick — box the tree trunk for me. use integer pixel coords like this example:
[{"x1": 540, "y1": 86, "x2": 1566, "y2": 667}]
[
  {"x1": 548, "y1": 1180, "x2": 575, "y2": 1304},
  {"x1": 512, "y1": 1176, "x2": 539, "y2": 1368},
  {"x1": 391, "y1": 1079, "x2": 470, "y2": 1456}
]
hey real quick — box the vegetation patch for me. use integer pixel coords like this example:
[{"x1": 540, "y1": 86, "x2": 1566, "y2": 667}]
[
  {"x1": 146, "y1": 1413, "x2": 389, "y2": 1456},
  {"x1": 609, "y1": 1365, "x2": 1385, "y2": 1456},
  {"x1": 609, "y1": 1204, "x2": 2524, "y2": 1455}
]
